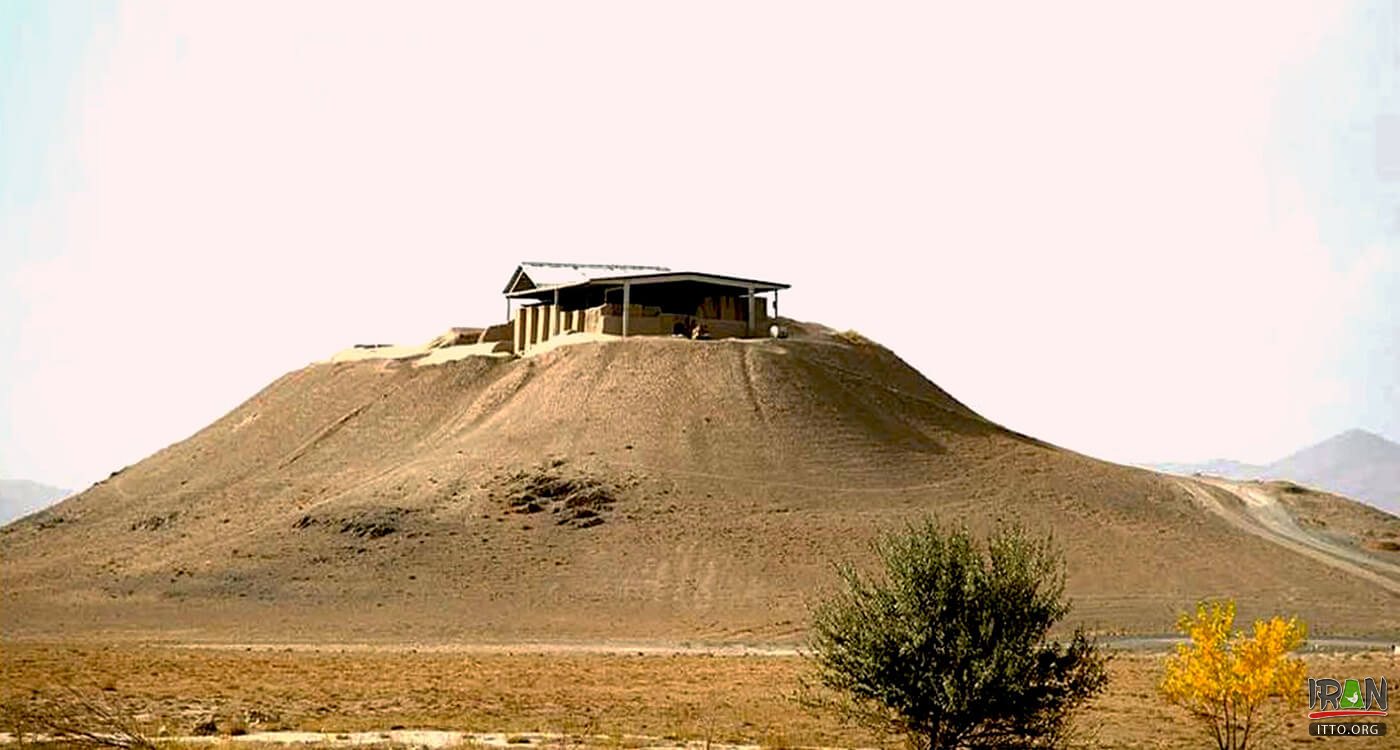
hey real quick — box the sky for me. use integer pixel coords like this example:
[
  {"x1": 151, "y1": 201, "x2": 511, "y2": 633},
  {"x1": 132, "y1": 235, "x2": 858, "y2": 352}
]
[{"x1": 2, "y1": 1, "x2": 1397, "y2": 492}]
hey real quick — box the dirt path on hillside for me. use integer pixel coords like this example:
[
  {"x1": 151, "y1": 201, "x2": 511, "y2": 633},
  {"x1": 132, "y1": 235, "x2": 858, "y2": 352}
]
[{"x1": 1176, "y1": 477, "x2": 1400, "y2": 597}]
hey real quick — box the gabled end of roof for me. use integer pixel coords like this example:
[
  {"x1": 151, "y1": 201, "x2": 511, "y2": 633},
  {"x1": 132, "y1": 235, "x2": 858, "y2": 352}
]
[{"x1": 504, "y1": 262, "x2": 673, "y2": 294}]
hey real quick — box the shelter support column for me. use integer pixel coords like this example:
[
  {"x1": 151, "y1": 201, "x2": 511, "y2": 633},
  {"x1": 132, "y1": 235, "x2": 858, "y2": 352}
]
[
  {"x1": 622, "y1": 281, "x2": 631, "y2": 338},
  {"x1": 551, "y1": 290, "x2": 561, "y2": 336},
  {"x1": 747, "y1": 286, "x2": 756, "y2": 336}
]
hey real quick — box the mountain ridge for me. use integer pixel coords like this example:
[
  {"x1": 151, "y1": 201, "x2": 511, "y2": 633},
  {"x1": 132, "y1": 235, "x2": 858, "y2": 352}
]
[
  {"x1": 0, "y1": 479, "x2": 71, "y2": 527},
  {"x1": 1148, "y1": 429, "x2": 1400, "y2": 514}
]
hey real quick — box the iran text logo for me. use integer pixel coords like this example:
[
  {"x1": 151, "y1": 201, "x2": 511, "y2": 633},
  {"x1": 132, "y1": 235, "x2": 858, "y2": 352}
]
[
  {"x1": 1307, "y1": 676, "x2": 1389, "y2": 737},
  {"x1": 1308, "y1": 677, "x2": 1389, "y2": 719}
]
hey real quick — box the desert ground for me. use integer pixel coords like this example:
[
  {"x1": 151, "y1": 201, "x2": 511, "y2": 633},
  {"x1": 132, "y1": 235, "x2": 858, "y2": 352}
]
[
  {"x1": 2, "y1": 641, "x2": 1396, "y2": 749},
  {"x1": 4, "y1": 328, "x2": 1399, "y2": 748}
]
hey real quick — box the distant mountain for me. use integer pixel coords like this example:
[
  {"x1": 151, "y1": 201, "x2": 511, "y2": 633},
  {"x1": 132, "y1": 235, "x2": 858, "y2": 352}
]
[
  {"x1": 1149, "y1": 429, "x2": 1400, "y2": 515},
  {"x1": 1265, "y1": 430, "x2": 1400, "y2": 514},
  {"x1": 0, "y1": 480, "x2": 71, "y2": 526}
]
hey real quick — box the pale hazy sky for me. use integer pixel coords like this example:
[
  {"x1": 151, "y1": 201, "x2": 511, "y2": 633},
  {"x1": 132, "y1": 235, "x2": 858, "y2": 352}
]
[{"x1": 2, "y1": 1, "x2": 1397, "y2": 491}]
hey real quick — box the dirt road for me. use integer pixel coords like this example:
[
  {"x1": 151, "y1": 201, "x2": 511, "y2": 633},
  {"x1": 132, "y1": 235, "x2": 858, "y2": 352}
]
[{"x1": 1176, "y1": 477, "x2": 1400, "y2": 597}]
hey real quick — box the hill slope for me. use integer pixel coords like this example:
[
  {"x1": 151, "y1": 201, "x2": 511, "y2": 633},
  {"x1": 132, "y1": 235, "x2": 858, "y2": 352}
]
[
  {"x1": 4, "y1": 327, "x2": 1399, "y2": 642},
  {"x1": 1150, "y1": 430, "x2": 1400, "y2": 515},
  {"x1": 0, "y1": 479, "x2": 71, "y2": 527}
]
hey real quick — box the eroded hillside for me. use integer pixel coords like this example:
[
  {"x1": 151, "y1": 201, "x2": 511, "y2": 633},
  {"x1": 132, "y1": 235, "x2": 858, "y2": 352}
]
[{"x1": 4, "y1": 326, "x2": 1398, "y2": 642}]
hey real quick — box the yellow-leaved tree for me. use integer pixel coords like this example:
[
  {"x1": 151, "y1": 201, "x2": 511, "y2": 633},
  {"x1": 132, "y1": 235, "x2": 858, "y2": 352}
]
[{"x1": 1159, "y1": 599, "x2": 1307, "y2": 750}]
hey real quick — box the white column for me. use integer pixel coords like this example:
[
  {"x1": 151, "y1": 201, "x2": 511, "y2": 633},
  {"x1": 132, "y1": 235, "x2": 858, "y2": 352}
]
[
  {"x1": 551, "y1": 289, "x2": 561, "y2": 335},
  {"x1": 622, "y1": 281, "x2": 631, "y2": 338},
  {"x1": 746, "y1": 286, "x2": 756, "y2": 336}
]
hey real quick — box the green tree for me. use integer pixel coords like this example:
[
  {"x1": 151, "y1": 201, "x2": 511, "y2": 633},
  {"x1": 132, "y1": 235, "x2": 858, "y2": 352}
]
[{"x1": 804, "y1": 518, "x2": 1108, "y2": 750}]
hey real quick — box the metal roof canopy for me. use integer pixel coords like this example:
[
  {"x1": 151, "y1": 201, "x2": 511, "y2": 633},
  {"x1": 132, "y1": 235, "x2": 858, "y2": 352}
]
[
  {"x1": 504, "y1": 265, "x2": 790, "y2": 299},
  {"x1": 503, "y1": 262, "x2": 671, "y2": 295}
]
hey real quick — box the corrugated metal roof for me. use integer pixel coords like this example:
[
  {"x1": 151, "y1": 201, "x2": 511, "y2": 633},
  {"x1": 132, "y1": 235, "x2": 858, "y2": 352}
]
[{"x1": 505, "y1": 262, "x2": 671, "y2": 294}]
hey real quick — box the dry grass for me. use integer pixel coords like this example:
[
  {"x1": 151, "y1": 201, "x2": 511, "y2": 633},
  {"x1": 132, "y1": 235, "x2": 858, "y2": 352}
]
[
  {"x1": 0, "y1": 642, "x2": 843, "y2": 746},
  {"x1": 831, "y1": 330, "x2": 876, "y2": 347},
  {"x1": 2, "y1": 643, "x2": 1396, "y2": 749},
  {"x1": 1, "y1": 681, "x2": 160, "y2": 748}
]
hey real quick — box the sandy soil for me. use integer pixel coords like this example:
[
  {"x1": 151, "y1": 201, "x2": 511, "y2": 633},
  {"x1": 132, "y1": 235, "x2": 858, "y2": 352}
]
[{"x1": 414, "y1": 342, "x2": 512, "y2": 366}]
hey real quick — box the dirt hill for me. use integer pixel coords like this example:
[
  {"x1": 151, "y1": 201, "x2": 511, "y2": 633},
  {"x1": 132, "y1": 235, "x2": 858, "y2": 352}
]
[{"x1": 3, "y1": 325, "x2": 1399, "y2": 643}]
